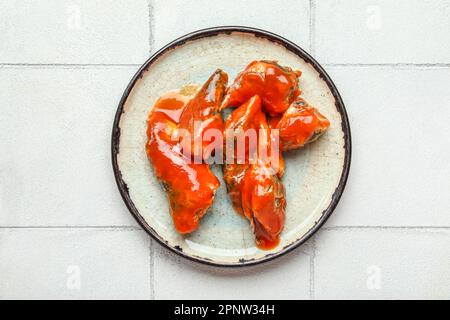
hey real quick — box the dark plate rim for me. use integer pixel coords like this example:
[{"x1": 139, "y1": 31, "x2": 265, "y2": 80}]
[{"x1": 111, "y1": 26, "x2": 352, "y2": 267}]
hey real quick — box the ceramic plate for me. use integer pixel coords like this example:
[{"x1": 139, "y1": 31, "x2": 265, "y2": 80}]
[{"x1": 112, "y1": 26, "x2": 351, "y2": 267}]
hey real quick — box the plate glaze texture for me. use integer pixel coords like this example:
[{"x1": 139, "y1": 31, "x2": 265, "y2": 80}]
[{"x1": 112, "y1": 27, "x2": 351, "y2": 266}]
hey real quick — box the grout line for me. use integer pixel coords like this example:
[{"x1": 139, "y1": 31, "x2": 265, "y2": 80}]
[
  {"x1": 0, "y1": 225, "x2": 142, "y2": 230},
  {"x1": 147, "y1": 0, "x2": 155, "y2": 53},
  {"x1": 0, "y1": 63, "x2": 141, "y2": 70},
  {"x1": 1, "y1": 63, "x2": 448, "y2": 70},
  {"x1": 309, "y1": 0, "x2": 315, "y2": 55},
  {"x1": 309, "y1": 236, "x2": 316, "y2": 300},
  {"x1": 324, "y1": 63, "x2": 450, "y2": 68},
  {"x1": 0, "y1": 226, "x2": 448, "y2": 231},
  {"x1": 0, "y1": 63, "x2": 140, "y2": 67},
  {"x1": 323, "y1": 226, "x2": 450, "y2": 230},
  {"x1": 149, "y1": 239, "x2": 155, "y2": 300}
]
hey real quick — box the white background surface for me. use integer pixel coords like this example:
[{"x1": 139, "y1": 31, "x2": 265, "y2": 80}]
[{"x1": 0, "y1": 0, "x2": 449, "y2": 299}]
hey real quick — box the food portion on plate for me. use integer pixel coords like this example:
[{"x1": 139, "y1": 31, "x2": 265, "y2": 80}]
[
  {"x1": 145, "y1": 69, "x2": 227, "y2": 234},
  {"x1": 178, "y1": 69, "x2": 228, "y2": 160},
  {"x1": 273, "y1": 97, "x2": 330, "y2": 151},
  {"x1": 146, "y1": 60, "x2": 330, "y2": 249},
  {"x1": 221, "y1": 60, "x2": 302, "y2": 116},
  {"x1": 223, "y1": 94, "x2": 286, "y2": 249}
]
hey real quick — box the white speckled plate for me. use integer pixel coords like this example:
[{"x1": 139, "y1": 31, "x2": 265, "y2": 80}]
[{"x1": 112, "y1": 27, "x2": 351, "y2": 267}]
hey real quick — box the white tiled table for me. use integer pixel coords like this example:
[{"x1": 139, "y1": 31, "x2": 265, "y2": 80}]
[{"x1": 1, "y1": 0, "x2": 449, "y2": 299}]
